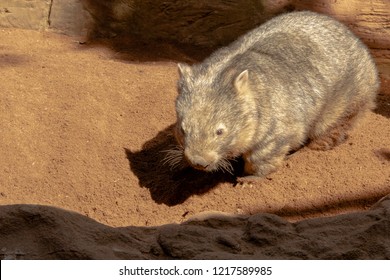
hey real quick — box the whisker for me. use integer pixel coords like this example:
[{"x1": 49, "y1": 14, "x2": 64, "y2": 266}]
[
  {"x1": 161, "y1": 146, "x2": 184, "y2": 170},
  {"x1": 217, "y1": 158, "x2": 234, "y2": 175}
]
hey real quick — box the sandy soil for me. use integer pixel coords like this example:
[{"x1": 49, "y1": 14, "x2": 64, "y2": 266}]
[{"x1": 0, "y1": 29, "x2": 389, "y2": 228}]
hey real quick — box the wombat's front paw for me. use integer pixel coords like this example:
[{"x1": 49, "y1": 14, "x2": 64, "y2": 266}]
[{"x1": 236, "y1": 175, "x2": 263, "y2": 185}]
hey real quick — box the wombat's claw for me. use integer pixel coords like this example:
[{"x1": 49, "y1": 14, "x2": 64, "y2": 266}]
[{"x1": 236, "y1": 175, "x2": 262, "y2": 185}]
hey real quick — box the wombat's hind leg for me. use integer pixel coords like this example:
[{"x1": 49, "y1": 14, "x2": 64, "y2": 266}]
[
  {"x1": 307, "y1": 125, "x2": 348, "y2": 150},
  {"x1": 307, "y1": 106, "x2": 365, "y2": 151}
]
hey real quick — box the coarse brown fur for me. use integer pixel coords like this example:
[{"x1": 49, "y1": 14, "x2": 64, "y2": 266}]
[{"x1": 166, "y1": 11, "x2": 379, "y2": 179}]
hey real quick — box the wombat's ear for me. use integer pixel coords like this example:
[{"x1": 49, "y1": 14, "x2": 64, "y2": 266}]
[
  {"x1": 178, "y1": 63, "x2": 193, "y2": 78},
  {"x1": 234, "y1": 70, "x2": 249, "y2": 93}
]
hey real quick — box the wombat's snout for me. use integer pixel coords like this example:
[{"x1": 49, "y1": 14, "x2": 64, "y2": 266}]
[{"x1": 184, "y1": 149, "x2": 217, "y2": 171}]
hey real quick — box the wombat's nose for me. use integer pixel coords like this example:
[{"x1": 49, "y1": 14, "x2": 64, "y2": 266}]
[
  {"x1": 188, "y1": 156, "x2": 209, "y2": 170},
  {"x1": 192, "y1": 162, "x2": 209, "y2": 170},
  {"x1": 184, "y1": 150, "x2": 211, "y2": 170}
]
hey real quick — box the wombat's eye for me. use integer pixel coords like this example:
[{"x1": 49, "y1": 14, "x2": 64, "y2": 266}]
[{"x1": 216, "y1": 124, "x2": 226, "y2": 136}]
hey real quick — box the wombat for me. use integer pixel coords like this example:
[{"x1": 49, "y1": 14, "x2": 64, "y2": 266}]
[{"x1": 165, "y1": 11, "x2": 379, "y2": 180}]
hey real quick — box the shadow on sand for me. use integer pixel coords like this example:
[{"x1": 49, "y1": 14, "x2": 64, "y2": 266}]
[{"x1": 124, "y1": 124, "x2": 245, "y2": 206}]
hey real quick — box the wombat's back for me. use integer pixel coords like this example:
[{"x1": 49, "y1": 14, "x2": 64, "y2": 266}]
[{"x1": 207, "y1": 11, "x2": 378, "y2": 93}]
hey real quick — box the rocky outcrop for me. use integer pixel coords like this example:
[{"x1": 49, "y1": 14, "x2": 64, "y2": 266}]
[
  {"x1": 1, "y1": 195, "x2": 389, "y2": 260},
  {"x1": 79, "y1": 0, "x2": 390, "y2": 48},
  {"x1": 0, "y1": 0, "x2": 90, "y2": 36},
  {"x1": 0, "y1": 0, "x2": 51, "y2": 30},
  {"x1": 1, "y1": 1, "x2": 388, "y2": 48}
]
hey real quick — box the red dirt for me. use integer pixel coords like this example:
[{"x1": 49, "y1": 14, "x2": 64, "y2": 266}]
[{"x1": 0, "y1": 29, "x2": 389, "y2": 227}]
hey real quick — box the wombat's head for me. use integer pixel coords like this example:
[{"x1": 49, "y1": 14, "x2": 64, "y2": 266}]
[{"x1": 166, "y1": 63, "x2": 257, "y2": 173}]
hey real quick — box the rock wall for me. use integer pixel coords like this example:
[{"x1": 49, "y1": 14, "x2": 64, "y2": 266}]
[
  {"x1": 0, "y1": 0, "x2": 89, "y2": 36},
  {"x1": 0, "y1": 0, "x2": 51, "y2": 31},
  {"x1": 1, "y1": 195, "x2": 390, "y2": 259},
  {"x1": 1, "y1": 0, "x2": 388, "y2": 48},
  {"x1": 81, "y1": 0, "x2": 390, "y2": 49},
  {"x1": 49, "y1": 0, "x2": 90, "y2": 36}
]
